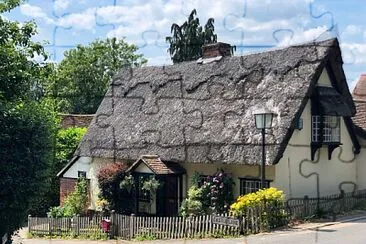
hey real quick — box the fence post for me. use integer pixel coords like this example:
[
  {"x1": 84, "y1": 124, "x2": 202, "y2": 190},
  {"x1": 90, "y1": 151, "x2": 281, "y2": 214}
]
[
  {"x1": 110, "y1": 210, "x2": 115, "y2": 238},
  {"x1": 303, "y1": 195, "x2": 309, "y2": 218},
  {"x1": 75, "y1": 214, "x2": 80, "y2": 236},
  {"x1": 48, "y1": 216, "x2": 51, "y2": 236},
  {"x1": 130, "y1": 214, "x2": 135, "y2": 239},
  {"x1": 28, "y1": 215, "x2": 31, "y2": 233},
  {"x1": 340, "y1": 190, "x2": 345, "y2": 212}
]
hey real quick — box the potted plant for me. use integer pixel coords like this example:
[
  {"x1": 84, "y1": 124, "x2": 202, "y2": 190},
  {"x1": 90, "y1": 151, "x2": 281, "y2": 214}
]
[
  {"x1": 141, "y1": 176, "x2": 161, "y2": 194},
  {"x1": 120, "y1": 174, "x2": 135, "y2": 194}
]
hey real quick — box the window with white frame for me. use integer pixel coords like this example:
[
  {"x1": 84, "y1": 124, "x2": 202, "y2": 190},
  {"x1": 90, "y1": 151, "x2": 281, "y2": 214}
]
[
  {"x1": 239, "y1": 178, "x2": 270, "y2": 195},
  {"x1": 312, "y1": 116, "x2": 340, "y2": 143}
]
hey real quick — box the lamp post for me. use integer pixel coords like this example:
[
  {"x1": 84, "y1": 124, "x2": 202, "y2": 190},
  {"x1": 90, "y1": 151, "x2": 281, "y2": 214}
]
[{"x1": 254, "y1": 108, "x2": 275, "y2": 189}]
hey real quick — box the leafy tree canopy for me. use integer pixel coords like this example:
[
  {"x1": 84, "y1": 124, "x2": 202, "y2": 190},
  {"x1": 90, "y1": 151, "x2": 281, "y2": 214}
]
[
  {"x1": 47, "y1": 38, "x2": 147, "y2": 114},
  {"x1": 0, "y1": 0, "x2": 57, "y2": 238},
  {"x1": 166, "y1": 9, "x2": 217, "y2": 63}
]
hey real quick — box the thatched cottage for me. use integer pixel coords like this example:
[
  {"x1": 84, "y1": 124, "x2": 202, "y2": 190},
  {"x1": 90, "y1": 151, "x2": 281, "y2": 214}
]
[{"x1": 58, "y1": 38, "x2": 366, "y2": 216}]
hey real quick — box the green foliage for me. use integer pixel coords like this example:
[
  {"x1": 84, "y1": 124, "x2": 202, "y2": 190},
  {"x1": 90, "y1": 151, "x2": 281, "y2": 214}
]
[
  {"x1": 0, "y1": 0, "x2": 56, "y2": 236},
  {"x1": 201, "y1": 171, "x2": 235, "y2": 214},
  {"x1": 28, "y1": 126, "x2": 87, "y2": 216},
  {"x1": 230, "y1": 187, "x2": 288, "y2": 230},
  {"x1": 47, "y1": 177, "x2": 88, "y2": 218},
  {"x1": 56, "y1": 127, "x2": 87, "y2": 164},
  {"x1": 166, "y1": 9, "x2": 217, "y2": 63},
  {"x1": 190, "y1": 171, "x2": 202, "y2": 187},
  {"x1": 133, "y1": 232, "x2": 157, "y2": 241},
  {"x1": 29, "y1": 229, "x2": 108, "y2": 241},
  {"x1": 46, "y1": 37, "x2": 147, "y2": 114},
  {"x1": 119, "y1": 174, "x2": 135, "y2": 190},
  {"x1": 180, "y1": 186, "x2": 205, "y2": 217},
  {"x1": 97, "y1": 163, "x2": 132, "y2": 213},
  {"x1": 0, "y1": 101, "x2": 57, "y2": 235},
  {"x1": 180, "y1": 170, "x2": 234, "y2": 216},
  {"x1": 141, "y1": 176, "x2": 161, "y2": 194},
  {"x1": 181, "y1": 170, "x2": 234, "y2": 216}
]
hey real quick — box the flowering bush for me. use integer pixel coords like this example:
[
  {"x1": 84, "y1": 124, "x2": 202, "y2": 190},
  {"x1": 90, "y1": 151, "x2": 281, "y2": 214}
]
[
  {"x1": 97, "y1": 162, "x2": 130, "y2": 212},
  {"x1": 180, "y1": 170, "x2": 234, "y2": 216},
  {"x1": 230, "y1": 187, "x2": 287, "y2": 229},
  {"x1": 201, "y1": 171, "x2": 234, "y2": 214},
  {"x1": 96, "y1": 198, "x2": 110, "y2": 212},
  {"x1": 97, "y1": 162, "x2": 127, "y2": 184}
]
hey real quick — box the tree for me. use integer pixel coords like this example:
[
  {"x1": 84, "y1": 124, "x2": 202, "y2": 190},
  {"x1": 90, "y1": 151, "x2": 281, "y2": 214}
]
[
  {"x1": 47, "y1": 38, "x2": 147, "y2": 114},
  {"x1": 28, "y1": 127, "x2": 87, "y2": 216},
  {"x1": 166, "y1": 9, "x2": 217, "y2": 63},
  {"x1": 0, "y1": 0, "x2": 57, "y2": 238}
]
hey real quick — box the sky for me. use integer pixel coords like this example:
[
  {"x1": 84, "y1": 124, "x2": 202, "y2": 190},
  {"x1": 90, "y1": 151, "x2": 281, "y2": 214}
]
[{"x1": 5, "y1": 0, "x2": 366, "y2": 90}]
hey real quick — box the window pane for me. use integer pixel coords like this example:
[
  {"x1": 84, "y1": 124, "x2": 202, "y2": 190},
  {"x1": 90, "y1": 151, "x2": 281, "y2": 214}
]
[
  {"x1": 312, "y1": 115, "x2": 340, "y2": 143},
  {"x1": 240, "y1": 179, "x2": 270, "y2": 195}
]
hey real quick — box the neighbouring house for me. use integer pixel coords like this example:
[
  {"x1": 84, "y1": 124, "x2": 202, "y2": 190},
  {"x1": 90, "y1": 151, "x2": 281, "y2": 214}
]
[
  {"x1": 57, "y1": 113, "x2": 93, "y2": 205},
  {"x1": 59, "y1": 113, "x2": 94, "y2": 128},
  {"x1": 58, "y1": 38, "x2": 366, "y2": 216},
  {"x1": 351, "y1": 74, "x2": 366, "y2": 188}
]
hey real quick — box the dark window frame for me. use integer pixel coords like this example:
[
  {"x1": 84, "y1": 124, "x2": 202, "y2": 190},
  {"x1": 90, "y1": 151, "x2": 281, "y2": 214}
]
[
  {"x1": 311, "y1": 115, "x2": 341, "y2": 144},
  {"x1": 77, "y1": 171, "x2": 86, "y2": 178}
]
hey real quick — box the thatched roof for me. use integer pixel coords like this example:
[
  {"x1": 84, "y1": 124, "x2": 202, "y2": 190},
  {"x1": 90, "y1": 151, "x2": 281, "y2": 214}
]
[{"x1": 75, "y1": 38, "x2": 355, "y2": 165}]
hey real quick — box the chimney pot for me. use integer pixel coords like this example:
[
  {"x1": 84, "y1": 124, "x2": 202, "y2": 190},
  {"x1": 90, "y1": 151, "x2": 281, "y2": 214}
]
[{"x1": 202, "y1": 42, "x2": 232, "y2": 59}]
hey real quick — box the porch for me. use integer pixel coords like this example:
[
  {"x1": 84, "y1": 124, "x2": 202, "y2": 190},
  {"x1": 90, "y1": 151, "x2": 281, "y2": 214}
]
[{"x1": 126, "y1": 155, "x2": 186, "y2": 216}]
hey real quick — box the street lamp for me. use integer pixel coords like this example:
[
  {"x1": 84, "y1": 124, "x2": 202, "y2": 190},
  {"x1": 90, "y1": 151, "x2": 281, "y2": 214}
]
[{"x1": 253, "y1": 108, "x2": 276, "y2": 189}]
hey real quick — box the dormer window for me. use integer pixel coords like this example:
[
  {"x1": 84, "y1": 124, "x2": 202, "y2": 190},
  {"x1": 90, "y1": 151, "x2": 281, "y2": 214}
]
[
  {"x1": 312, "y1": 115, "x2": 340, "y2": 143},
  {"x1": 310, "y1": 85, "x2": 351, "y2": 160}
]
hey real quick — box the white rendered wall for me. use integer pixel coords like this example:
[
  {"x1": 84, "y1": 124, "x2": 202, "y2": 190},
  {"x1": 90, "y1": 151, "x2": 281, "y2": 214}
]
[{"x1": 273, "y1": 68, "x2": 358, "y2": 198}]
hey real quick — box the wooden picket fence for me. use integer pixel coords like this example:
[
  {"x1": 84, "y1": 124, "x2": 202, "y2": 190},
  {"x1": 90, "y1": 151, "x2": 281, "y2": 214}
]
[
  {"x1": 29, "y1": 204, "x2": 288, "y2": 240},
  {"x1": 28, "y1": 215, "x2": 110, "y2": 238},
  {"x1": 111, "y1": 213, "x2": 241, "y2": 239},
  {"x1": 29, "y1": 189, "x2": 366, "y2": 240}
]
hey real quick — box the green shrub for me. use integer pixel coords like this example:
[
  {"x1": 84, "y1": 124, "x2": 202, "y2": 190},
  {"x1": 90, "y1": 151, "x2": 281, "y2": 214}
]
[
  {"x1": 230, "y1": 187, "x2": 288, "y2": 230},
  {"x1": 180, "y1": 186, "x2": 205, "y2": 217},
  {"x1": 133, "y1": 232, "x2": 157, "y2": 241},
  {"x1": 47, "y1": 177, "x2": 88, "y2": 217},
  {"x1": 181, "y1": 170, "x2": 235, "y2": 216}
]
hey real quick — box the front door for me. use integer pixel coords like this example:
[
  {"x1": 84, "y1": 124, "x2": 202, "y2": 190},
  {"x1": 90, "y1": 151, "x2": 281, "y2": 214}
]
[{"x1": 157, "y1": 176, "x2": 179, "y2": 216}]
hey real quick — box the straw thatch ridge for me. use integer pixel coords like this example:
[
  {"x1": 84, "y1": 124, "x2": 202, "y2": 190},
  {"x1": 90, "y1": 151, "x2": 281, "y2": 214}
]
[{"x1": 75, "y1": 38, "x2": 355, "y2": 165}]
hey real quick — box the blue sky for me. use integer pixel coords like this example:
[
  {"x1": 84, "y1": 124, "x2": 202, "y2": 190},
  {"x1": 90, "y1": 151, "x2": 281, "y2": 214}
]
[{"x1": 5, "y1": 0, "x2": 366, "y2": 89}]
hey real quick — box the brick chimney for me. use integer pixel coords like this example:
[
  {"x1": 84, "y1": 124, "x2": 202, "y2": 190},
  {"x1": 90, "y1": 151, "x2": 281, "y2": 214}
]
[{"x1": 202, "y1": 42, "x2": 232, "y2": 59}]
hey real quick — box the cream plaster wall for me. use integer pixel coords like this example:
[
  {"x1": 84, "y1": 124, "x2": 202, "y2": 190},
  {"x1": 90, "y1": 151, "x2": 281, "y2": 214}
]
[
  {"x1": 181, "y1": 163, "x2": 275, "y2": 199},
  {"x1": 63, "y1": 156, "x2": 115, "y2": 209},
  {"x1": 88, "y1": 157, "x2": 117, "y2": 209},
  {"x1": 135, "y1": 163, "x2": 153, "y2": 173},
  {"x1": 273, "y1": 68, "x2": 358, "y2": 198}
]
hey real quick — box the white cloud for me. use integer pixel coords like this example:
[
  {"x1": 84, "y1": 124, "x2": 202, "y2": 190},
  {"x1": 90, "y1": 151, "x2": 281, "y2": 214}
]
[
  {"x1": 341, "y1": 42, "x2": 366, "y2": 64},
  {"x1": 16, "y1": 0, "x2": 341, "y2": 66},
  {"x1": 343, "y1": 25, "x2": 362, "y2": 36},
  {"x1": 54, "y1": 0, "x2": 70, "y2": 11},
  {"x1": 57, "y1": 8, "x2": 96, "y2": 30},
  {"x1": 277, "y1": 26, "x2": 329, "y2": 46},
  {"x1": 20, "y1": 4, "x2": 54, "y2": 24}
]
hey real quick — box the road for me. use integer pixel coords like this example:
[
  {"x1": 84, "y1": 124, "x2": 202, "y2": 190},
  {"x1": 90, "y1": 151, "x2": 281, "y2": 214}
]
[{"x1": 16, "y1": 218, "x2": 366, "y2": 244}]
